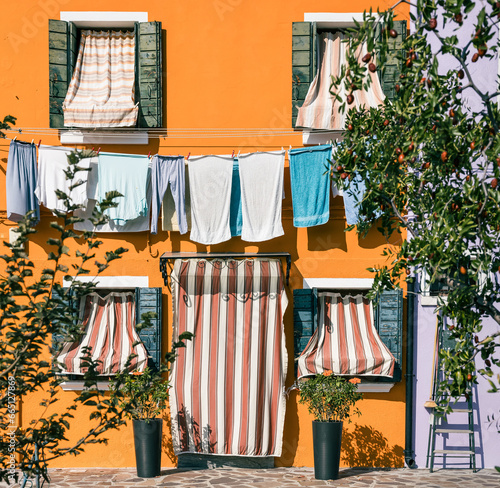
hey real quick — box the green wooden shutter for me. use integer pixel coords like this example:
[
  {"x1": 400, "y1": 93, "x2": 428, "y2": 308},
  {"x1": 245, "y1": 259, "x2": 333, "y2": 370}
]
[
  {"x1": 375, "y1": 289, "x2": 403, "y2": 381},
  {"x1": 135, "y1": 287, "x2": 162, "y2": 371},
  {"x1": 292, "y1": 22, "x2": 316, "y2": 127},
  {"x1": 376, "y1": 20, "x2": 407, "y2": 102},
  {"x1": 50, "y1": 286, "x2": 78, "y2": 353},
  {"x1": 49, "y1": 19, "x2": 77, "y2": 128},
  {"x1": 293, "y1": 288, "x2": 317, "y2": 375},
  {"x1": 135, "y1": 21, "x2": 163, "y2": 128}
]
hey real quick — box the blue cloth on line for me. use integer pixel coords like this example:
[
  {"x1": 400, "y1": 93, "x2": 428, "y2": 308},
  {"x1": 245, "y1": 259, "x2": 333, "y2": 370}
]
[
  {"x1": 289, "y1": 144, "x2": 332, "y2": 227},
  {"x1": 342, "y1": 174, "x2": 366, "y2": 226},
  {"x1": 230, "y1": 159, "x2": 243, "y2": 236},
  {"x1": 97, "y1": 153, "x2": 150, "y2": 224},
  {"x1": 150, "y1": 155, "x2": 187, "y2": 235},
  {"x1": 6, "y1": 140, "x2": 40, "y2": 223}
]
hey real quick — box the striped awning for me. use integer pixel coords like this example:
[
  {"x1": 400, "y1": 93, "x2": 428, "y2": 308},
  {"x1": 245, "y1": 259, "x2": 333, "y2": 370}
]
[
  {"x1": 298, "y1": 292, "x2": 395, "y2": 379},
  {"x1": 56, "y1": 292, "x2": 148, "y2": 375},
  {"x1": 63, "y1": 30, "x2": 138, "y2": 128},
  {"x1": 170, "y1": 259, "x2": 288, "y2": 457}
]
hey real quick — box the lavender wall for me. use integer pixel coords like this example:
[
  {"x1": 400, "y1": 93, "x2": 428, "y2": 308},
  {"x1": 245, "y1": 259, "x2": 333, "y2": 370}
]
[{"x1": 410, "y1": 1, "x2": 500, "y2": 469}]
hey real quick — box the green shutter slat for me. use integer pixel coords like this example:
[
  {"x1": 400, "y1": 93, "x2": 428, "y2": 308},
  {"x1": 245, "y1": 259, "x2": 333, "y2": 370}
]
[
  {"x1": 49, "y1": 19, "x2": 76, "y2": 128},
  {"x1": 375, "y1": 288, "x2": 403, "y2": 382},
  {"x1": 292, "y1": 22, "x2": 316, "y2": 127},
  {"x1": 135, "y1": 21, "x2": 163, "y2": 128},
  {"x1": 293, "y1": 288, "x2": 317, "y2": 376},
  {"x1": 135, "y1": 287, "x2": 162, "y2": 372},
  {"x1": 377, "y1": 20, "x2": 407, "y2": 102},
  {"x1": 50, "y1": 286, "x2": 78, "y2": 353}
]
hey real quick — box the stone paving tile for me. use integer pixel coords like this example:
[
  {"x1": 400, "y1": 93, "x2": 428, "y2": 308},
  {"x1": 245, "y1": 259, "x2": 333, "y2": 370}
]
[{"x1": 1, "y1": 467, "x2": 499, "y2": 487}]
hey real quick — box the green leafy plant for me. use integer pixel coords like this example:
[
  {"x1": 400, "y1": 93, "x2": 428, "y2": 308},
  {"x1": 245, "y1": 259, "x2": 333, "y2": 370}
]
[
  {"x1": 329, "y1": 0, "x2": 500, "y2": 400},
  {"x1": 295, "y1": 373, "x2": 363, "y2": 422},
  {"x1": 0, "y1": 123, "x2": 132, "y2": 484},
  {"x1": 111, "y1": 331, "x2": 193, "y2": 421}
]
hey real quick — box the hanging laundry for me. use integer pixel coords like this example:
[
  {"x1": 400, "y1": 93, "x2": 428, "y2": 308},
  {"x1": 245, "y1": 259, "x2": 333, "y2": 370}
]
[
  {"x1": 230, "y1": 159, "x2": 243, "y2": 237},
  {"x1": 35, "y1": 146, "x2": 92, "y2": 213},
  {"x1": 188, "y1": 155, "x2": 233, "y2": 245},
  {"x1": 150, "y1": 155, "x2": 187, "y2": 235},
  {"x1": 161, "y1": 171, "x2": 192, "y2": 232},
  {"x1": 238, "y1": 151, "x2": 285, "y2": 242},
  {"x1": 289, "y1": 144, "x2": 332, "y2": 227},
  {"x1": 73, "y1": 158, "x2": 151, "y2": 233},
  {"x1": 97, "y1": 153, "x2": 149, "y2": 224},
  {"x1": 6, "y1": 140, "x2": 40, "y2": 223},
  {"x1": 343, "y1": 174, "x2": 367, "y2": 226}
]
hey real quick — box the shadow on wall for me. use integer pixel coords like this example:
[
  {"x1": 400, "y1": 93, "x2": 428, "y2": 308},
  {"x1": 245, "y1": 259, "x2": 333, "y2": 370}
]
[{"x1": 341, "y1": 424, "x2": 404, "y2": 467}]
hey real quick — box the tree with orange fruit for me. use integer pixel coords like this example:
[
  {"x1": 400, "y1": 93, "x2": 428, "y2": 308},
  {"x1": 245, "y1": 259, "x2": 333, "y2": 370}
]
[{"x1": 332, "y1": 0, "x2": 500, "y2": 401}]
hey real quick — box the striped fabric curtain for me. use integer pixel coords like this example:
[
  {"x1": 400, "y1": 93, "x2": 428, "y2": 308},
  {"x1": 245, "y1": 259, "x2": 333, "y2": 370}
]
[
  {"x1": 56, "y1": 292, "x2": 148, "y2": 375},
  {"x1": 170, "y1": 259, "x2": 288, "y2": 457},
  {"x1": 63, "y1": 30, "x2": 138, "y2": 128},
  {"x1": 296, "y1": 33, "x2": 385, "y2": 130},
  {"x1": 298, "y1": 292, "x2": 395, "y2": 379}
]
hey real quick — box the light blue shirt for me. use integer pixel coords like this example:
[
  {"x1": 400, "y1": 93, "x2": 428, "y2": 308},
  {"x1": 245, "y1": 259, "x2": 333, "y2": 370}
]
[{"x1": 97, "y1": 153, "x2": 150, "y2": 224}]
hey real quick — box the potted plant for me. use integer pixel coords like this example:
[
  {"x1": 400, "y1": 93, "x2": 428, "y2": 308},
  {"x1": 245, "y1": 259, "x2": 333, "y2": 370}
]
[
  {"x1": 295, "y1": 372, "x2": 362, "y2": 480},
  {"x1": 111, "y1": 331, "x2": 192, "y2": 478}
]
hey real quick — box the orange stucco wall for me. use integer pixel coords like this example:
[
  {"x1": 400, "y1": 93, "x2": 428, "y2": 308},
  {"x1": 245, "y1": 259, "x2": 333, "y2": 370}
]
[{"x1": 0, "y1": 0, "x2": 409, "y2": 469}]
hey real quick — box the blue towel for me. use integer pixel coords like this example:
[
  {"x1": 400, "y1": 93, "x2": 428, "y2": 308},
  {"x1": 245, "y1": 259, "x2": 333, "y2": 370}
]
[
  {"x1": 343, "y1": 174, "x2": 366, "y2": 226},
  {"x1": 97, "y1": 153, "x2": 150, "y2": 224},
  {"x1": 230, "y1": 159, "x2": 243, "y2": 236},
  {"x1": 289, "y1": 144, "x2": 332, "y2": 227}
]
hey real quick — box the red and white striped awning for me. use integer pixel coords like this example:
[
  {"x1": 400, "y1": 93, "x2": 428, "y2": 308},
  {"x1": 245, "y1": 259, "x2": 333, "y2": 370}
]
[
  {"x1": 170, "y1": 259, "x2": 288, "y2": 457},
  {"x1": 298, "y1": 292, "x2": 395, "y2": 379},
  {"x1": 56, "y1": 292, "x2": 148, "y2": 375}
]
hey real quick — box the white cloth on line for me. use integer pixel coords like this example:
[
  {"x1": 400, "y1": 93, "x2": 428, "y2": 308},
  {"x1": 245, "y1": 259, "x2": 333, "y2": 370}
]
[
  {"x1": 73, "y1": 158, "x2": 151, "y2": 232},
  {"x1": 188, "y1": 155, "x2": 233, "y2": 245},
  {"x1": 238, "y1": 150, "x2": 285, "y2": 242},
  {"x1": 35, "y1": 146, "x2": 92, "y2": 213}
]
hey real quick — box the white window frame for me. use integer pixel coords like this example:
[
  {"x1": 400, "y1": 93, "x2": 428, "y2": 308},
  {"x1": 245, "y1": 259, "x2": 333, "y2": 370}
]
[
  {"x1": 60, "y1": 275, "x2": 149, "y2": 391},
  {"x1": 302, "y1": 277, "x2": 395, "y2": 392},
  {"x1": 58, "y1": 12, "x2": 150, "y2": 145}
]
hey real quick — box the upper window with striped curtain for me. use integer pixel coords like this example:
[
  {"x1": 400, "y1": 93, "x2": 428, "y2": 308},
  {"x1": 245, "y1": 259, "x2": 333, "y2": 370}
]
[
  {"x1": 291, "y1": 20, "x2": 406, "y2": 129},
  {"x1": 48, "y1": 19, "x2": 163, "y2": 129}
]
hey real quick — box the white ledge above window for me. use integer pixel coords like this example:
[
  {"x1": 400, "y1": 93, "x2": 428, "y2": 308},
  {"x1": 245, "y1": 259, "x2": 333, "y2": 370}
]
[
  {"x1": 60, "y1": 11, "x2": 148, "y2": 28},
  {"x1": 59, "y1": 130, "x2": 149, "y2": 145}
]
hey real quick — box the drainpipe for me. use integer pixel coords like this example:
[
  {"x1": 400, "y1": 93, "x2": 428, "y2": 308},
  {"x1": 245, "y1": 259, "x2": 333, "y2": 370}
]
[{"x1": 404, "y1": 279, "x2": 416, "y2": 468}]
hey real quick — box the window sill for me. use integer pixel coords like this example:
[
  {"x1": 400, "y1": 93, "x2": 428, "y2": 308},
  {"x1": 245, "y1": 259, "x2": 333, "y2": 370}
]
[
  {"x1": 302, "y1": 129, "x2": 344, "y2": 145},
  {"x1": 60, "y1": 130, "x2": 149, "y2": 145},
  {"x1": 357, "y1": 382, "x2": 395, "y2": 393},
  {"x1": 61, "y1": 380, "x2": 111, "y2": 391}
]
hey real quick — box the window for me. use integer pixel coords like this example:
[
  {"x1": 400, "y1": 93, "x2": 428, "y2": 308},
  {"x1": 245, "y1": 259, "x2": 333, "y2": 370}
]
[
  {"x1": 48, "y1": 17, "x2": 162, "y2": 130},
  {"x1": 293, "y1": 281, "x2": 403, "y2": 385},
  {"x1": 52, "y1": 281, "x2": 162, "y2": 390},
  {"x1": 291, "y1": 15, "x2": 406, "y2": 142}
]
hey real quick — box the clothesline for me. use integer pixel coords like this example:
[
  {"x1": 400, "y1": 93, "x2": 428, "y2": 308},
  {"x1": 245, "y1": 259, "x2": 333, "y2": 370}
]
[
  {"x1": 1, "y1": 138, "x2": 336, "y2": 163},
  {"x1": 3, "y1": 127, "x2": 318, "y2": 139}
]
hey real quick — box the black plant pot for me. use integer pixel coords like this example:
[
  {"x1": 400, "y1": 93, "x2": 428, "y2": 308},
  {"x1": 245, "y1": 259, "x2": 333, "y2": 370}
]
[
  {"x1": 133, "y1": 418, "x2": 163, "y2": 478},
  {"x1": 312, "y1": 420, "x2": 343, "y2": 480}
]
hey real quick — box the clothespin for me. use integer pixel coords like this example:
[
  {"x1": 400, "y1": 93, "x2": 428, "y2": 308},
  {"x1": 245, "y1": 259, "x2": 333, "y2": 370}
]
[
  {"x1": 148, "y1": 151, "x2": 151, "y2": 159},
  {"x1": 97, "y1": 147, "x2": 101, "y2": 155},
  {"x1": 38, "y1": 140, "x2": 41, "y2": 148},
  {"x1": 31, "y1": 139, "x2": 34, "y2": 144},
  {"x1": 13, "y1": 136, "x2": 17, "y2": 141},
  {"x1": 186, "y1": 152, "x2": 190, "y2": 160},
  {"x1": 289, "y1": 145, "x2": 292, "y2": 151}
]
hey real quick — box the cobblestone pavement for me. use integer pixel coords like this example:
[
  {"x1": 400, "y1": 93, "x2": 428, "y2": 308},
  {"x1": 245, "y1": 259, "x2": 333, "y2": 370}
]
[{"x1": 2, "y1": 467, "x2": 499, "y2": 488}]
